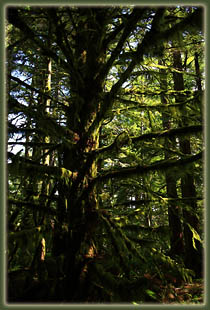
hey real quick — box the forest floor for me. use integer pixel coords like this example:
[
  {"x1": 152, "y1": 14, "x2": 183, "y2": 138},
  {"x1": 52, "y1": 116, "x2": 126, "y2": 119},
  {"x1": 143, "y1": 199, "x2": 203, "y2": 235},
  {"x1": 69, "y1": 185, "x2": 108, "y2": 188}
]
[{"x1": 158, "y1": 279, "x2": 204, "y2": 303}]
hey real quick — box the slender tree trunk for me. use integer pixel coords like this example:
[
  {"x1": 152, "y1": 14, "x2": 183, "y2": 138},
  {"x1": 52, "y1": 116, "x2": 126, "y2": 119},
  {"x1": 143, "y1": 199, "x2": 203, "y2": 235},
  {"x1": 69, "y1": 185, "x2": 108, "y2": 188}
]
[
  {"x1": 194, "y1": 52, "x2": 202, "y2": 92},
  {"x1": 159, "y1": 60, "x2": 184, "y2": 257},
  {"x1": 172, "y1": 49, "x2": 202, "y2": 277}
]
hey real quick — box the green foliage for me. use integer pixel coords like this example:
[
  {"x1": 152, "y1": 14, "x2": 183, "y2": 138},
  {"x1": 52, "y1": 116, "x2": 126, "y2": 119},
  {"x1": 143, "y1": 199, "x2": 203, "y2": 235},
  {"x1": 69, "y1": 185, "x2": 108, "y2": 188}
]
[
  {"x1": 146, "y1": 289, "x2": 158, "y2": 301},
  {"x1": 187, "y1": 223, "x2": 203, "y2": 250},
  {"x1": 6, "y1": 5, "x2": 204, "y2": 303}
]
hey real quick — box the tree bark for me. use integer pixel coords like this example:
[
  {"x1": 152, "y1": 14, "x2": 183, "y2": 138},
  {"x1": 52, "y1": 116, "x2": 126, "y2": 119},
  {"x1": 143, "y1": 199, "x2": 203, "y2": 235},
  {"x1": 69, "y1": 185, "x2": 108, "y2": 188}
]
[
  {"x1": 172, "y1": 49, "x2": 203, "y2": 277},
  {"x1": 159, "y1": 59, "x2": 184, "y2": 257},
  {"x1": 52, "y1": 10, "x2": 108, "y2": 300}
]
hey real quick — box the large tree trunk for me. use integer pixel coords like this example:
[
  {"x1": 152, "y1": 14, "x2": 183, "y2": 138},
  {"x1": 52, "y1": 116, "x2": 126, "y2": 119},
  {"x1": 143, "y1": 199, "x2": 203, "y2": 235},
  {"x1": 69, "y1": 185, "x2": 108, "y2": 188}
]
[
  {"x1": 54, "y1": 9, "x2": 107, "y2": 301},
  {"x1": 7, "y1": 7, "x2": 204, "y2": 302}
]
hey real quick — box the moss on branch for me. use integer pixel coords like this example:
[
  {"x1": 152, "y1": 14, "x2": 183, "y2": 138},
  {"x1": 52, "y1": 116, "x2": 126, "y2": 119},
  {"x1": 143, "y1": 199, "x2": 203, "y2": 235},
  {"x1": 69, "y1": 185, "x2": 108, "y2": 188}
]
[
  {"x1": 132, "y1": 125, "x2": 202, "y2": 143},
  {"x1": 8, "y1": 155, "x2": 77, "y2": 181},
  {"x1": 97, "y1": 151, "x2": 203, "y2": 182}
]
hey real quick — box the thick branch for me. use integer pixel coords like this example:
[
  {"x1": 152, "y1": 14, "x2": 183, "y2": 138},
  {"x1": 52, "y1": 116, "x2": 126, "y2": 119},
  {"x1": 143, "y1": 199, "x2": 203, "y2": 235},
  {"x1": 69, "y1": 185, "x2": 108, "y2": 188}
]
[
  {"x1": 115, "y1": 196, "x2": 203, "y2": 207},
  {"x1": 118, "y1": 89, "x2": 202, "y2": 99},
  {"x1": 88, "y1": 125, "x2": 202, "y2": 159},
  {"x1": 99, "y1": 8, "x2": 146, "y2": 81},
  {"x1": 113, "y1": 102, "x2": 187, "y2": 112},
  {"x1": 132, "y1": 125, "x2": 202, "y2": 143},
  {"x1": 97, "y1": 151, "x2": 203, "y2": 182},
  {"x1": 89, "y1": 131, "x2": 130, "y2": 157}
]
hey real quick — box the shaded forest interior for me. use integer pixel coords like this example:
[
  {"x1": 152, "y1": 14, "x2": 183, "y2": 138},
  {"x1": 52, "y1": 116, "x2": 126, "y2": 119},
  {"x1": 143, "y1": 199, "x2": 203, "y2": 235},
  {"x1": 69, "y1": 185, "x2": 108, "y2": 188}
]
[{"x1": 6, "y1": 5, "x2": 204, "y2": 304}]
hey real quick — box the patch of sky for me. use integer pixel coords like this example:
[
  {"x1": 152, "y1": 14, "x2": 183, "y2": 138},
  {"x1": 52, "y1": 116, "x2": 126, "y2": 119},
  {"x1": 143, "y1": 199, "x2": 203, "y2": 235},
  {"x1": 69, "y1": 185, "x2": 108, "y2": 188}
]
[{"x1": 8, "y1": 135, "x2": 25, "y2": 155}]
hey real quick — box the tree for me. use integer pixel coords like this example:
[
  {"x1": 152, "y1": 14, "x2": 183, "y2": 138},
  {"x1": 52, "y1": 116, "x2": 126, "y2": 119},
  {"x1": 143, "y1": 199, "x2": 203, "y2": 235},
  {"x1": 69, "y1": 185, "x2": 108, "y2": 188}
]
[
  {"x1": 172, "y1": 42, "x2": 203, "y2": 277},
  {"x1": 159, "y1": 56, "x2": 185, "y2": 258},
  {"x1": 7, "y1": 6, "x2": 204, "y2": 303}
]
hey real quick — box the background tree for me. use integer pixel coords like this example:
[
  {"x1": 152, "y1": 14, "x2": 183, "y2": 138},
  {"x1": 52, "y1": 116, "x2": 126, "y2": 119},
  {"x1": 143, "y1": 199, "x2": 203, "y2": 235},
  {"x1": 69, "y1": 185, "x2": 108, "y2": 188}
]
[{"x1": 7, "y1": 6, "x2": 204, "y2": 303}]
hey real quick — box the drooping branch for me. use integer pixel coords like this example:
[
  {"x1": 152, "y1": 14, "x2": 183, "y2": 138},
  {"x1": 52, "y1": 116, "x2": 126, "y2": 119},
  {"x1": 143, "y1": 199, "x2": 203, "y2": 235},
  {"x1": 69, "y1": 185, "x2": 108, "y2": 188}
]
[
  {"x1": 8, "y1": 76, "x2": 68, "y2": 110},
  {"x1": 7, "y1": 8, "x2": 72, "y2": 74},
  {"x1": 107, "y1": 8, "x2": 203, "y2": 103},
  {"x1": 47, "y1": 9, "x2": 83, "y2": 86},
  {"x1": 8, "y1": 198, "x2": 58, "y2": 216},
  {"x1": 9, "y1": 75, "x2": 51, "y2": 98},
  {"x1": 78, "y1": 9, "x2": 203, "y2": 140},
  {"x1": 8, "y1": 152, "x2": 77, "y2": 180},
  {"x1": 8, "y1": 94, "x2": 78, "y2": 143},
  {"x1": 7, "y1": 142, "x2": 57, "y2": 148}
]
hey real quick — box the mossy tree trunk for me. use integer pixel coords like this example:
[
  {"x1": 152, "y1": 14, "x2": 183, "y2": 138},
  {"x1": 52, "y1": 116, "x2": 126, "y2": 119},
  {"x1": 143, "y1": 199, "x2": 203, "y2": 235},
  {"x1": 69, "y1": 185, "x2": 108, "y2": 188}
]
[
  {"x1": 7, "y1": 7, "x2": 204, "y2": 302},
  {"x1": 172, "y1": 49, "x2": 203, "y2": 277},
  {"x1": 47, "y1": 9, "x2": 108, "y2": 300},
  {"x1": 159, "y1": 59, "x2": 184, "y2": 257}
]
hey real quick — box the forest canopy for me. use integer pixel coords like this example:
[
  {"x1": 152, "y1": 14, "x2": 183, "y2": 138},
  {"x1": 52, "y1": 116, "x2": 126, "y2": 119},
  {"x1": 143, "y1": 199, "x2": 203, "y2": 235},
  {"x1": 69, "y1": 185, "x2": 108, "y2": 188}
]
[{"x1": 6, "y1": 5, "x2": 204, "y2": 304}]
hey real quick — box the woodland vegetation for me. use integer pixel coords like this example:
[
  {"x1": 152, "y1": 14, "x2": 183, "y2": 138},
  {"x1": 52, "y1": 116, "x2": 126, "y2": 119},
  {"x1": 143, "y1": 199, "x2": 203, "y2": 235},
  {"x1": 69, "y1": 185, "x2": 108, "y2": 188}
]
[{"x1": 6, "y1": 6, "x2": 204, "y2": 304}]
